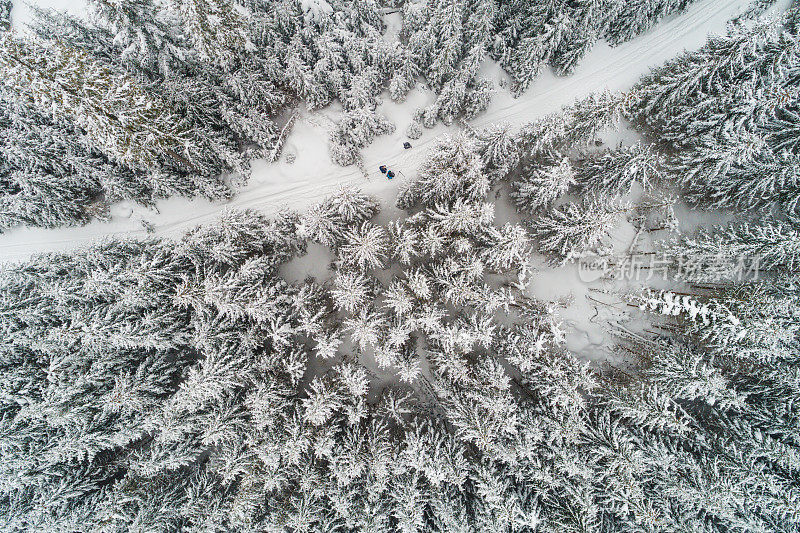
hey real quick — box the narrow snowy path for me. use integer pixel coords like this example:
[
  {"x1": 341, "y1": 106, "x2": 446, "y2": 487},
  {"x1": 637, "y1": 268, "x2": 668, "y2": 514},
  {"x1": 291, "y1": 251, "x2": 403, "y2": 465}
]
[{"x1": 0, "y1": 0, "x2": 766, "y2": 262}]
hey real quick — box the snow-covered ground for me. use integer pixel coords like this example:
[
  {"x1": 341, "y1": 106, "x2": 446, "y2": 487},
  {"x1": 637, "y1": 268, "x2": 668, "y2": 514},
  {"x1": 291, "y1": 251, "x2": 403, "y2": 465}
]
[
  {"x1": 10, "y1": 0, "x2": 86, "y2": 29},
  {"x1": 0, "y1": 0, "x2": 769, "y2": 265}
]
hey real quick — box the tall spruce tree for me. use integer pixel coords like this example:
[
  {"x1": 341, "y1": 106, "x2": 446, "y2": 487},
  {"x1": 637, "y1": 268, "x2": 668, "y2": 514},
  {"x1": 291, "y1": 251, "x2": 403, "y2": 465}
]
[{"x1": 629, "y1": 12, "x2": 800, "y2": 213}]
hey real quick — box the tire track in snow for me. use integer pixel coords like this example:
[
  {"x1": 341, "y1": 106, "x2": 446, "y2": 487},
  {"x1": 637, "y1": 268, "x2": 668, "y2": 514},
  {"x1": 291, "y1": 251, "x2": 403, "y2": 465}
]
[{"x1": 472, "y1": 0, "x2": 748, "y2": 128}]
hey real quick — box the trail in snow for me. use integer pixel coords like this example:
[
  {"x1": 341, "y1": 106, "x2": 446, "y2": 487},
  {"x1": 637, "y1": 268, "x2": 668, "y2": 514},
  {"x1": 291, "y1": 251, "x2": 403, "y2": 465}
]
[
  {"x1": 473, "y1": 0, "x2": 763, "y2": 129},
  {"x1": 0, "y1": 0, "x2": 768, "y2": 263}
]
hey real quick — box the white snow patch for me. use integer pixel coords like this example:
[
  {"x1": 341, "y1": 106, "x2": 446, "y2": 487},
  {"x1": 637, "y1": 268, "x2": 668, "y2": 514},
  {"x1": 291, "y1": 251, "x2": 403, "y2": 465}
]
[
  {"x1": 10, "y1": 0, "x2": 88, "y2": 31},
  {"x1": 110, "y1": 203, "x2": 133, "y2": 219}
]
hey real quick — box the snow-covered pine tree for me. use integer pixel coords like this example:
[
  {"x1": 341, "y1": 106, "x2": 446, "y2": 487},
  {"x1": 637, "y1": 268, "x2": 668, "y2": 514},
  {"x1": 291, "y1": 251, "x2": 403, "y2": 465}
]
[
  {"x1": 330, "y1": 107, "x2": 396, "y2": 166},
  {"x1": 511, "y1": 154, "x2": 576, "y2": 213},
  {"x1": 406, "y1": 119, "x2": 423, "y2": 140},
  {"x1": 331, "y1": 269, "x2": 374, "y2": 313},
  {"x1": 299, "y1": 187, "x2": 380, "y2": 247},
  {"x1": 731, "y1": 0, "x2": 783, "y2": 24},
  {"x1": 0, "y1": 31, "x2": 238, "y2": 183},
  {"x1": 339, "y1": 222, "x2": 390, "y2": 271},
  {"x1": 167, "y1": 0, "x2": 252, "y2": 68},
  {"x1": 1, "y1": 87, "x2": 232, "y2": 230},
  {"x1": 397, "y1": 133, "x2": 489, "y2": 209},
  {"x1": 626, "y1": 15, "x2": 800, "y2": 213},
  {"x1": 505, "y1": 9, "x2": 572, "y2": 96},
  {"x1": 344, "y1": 306, "x2": 387, "y2": 351},
  {"x1": 0, "y1": 95, "x2": 105, "y2": 228},
  {"x1": 681, "y1": 135, "x2": 800, "y2": 213},
  {"x1": 389, "y1": 47, "x2": 419, "y2": 102},
  {"x1": 89, "y1": 0, "x2": 283, "y2": 152},
  {"x1": 258, "y1": 0, "x2": 393, "y2": 163},
  {"x1": 605, "y1": 0, "x2": 696, "y2": 45},
  {"x1": 532, "y1": 197, "x2": 619, "y2": 262},
  {"x1": 481, "y1": 223, "x2": 532, "y2": 273},
  {"x1": 473, "y1": 122, "x2": 522, "y2": 180},
  {"x1": 551, "y1": 0, "x2": 613, "y2": 76},
  {"x1": 518, "y1": 90, "x2": 624, "y2": 158},
  {"x1": 665, "y1": 219, "x2": 800, "y2": 281},
  {"x1": 575, "y1": 142, "x2": 663, "y2": 197},
  {"x1": 404, "y1": 0, "x2": 464, "y2": 93},
  {"x1": 87, "y1": 0, "x2": 185, "y2": 77},
  {"x1": 25, "y1": 5, "x2": 126, "y2": 76},
  {"x1": 612, "y1": 280, "x2": 800, "y2": 530},
  {"x1": 402, "y1": 0, "x2": 497, "y2": 125},
  {"x1": 629, "y1": 19, "x2": 778, "y2": 126},
  {"x1": 31, "y1": 0, "x2": 283, "y2": 170},
  {"x1": 0, "y1": 0, "x2": 11, "y2": 32}
]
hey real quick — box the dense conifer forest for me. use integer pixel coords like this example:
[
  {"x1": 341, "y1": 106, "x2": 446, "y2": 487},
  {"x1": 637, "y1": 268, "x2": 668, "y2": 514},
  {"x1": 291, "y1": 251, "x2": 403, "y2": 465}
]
[{"x1": 1, "y1": 0, "x2": 799, "y2": 531}]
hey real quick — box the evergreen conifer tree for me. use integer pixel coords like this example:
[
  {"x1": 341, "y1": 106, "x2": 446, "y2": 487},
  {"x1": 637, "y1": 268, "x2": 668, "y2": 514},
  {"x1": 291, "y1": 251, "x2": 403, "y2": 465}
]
[
  {"x1": 512, "y1": 155, "x2": 576, "y2": 213},
  {"x1": 575, "y1": 142, "x2": 663, "y2": 197},
  {"x1": 0, "y1": 0, "x2": 11, "y2": 32},
  {"x1": 532, "y1": 197, "x2": 619, "y2": 262}
]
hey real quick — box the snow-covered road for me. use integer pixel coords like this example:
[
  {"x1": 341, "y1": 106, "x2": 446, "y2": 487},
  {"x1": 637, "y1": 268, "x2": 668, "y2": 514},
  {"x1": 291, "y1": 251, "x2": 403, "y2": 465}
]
[{"x1": 0, "y1": 0, "x2": 772, "y2": 263}]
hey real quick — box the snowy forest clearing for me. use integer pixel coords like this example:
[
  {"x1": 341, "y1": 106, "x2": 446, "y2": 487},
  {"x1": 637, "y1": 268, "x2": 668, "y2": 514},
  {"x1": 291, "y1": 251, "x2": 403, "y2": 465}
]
[
  {"x1": 3, "y1": 0, "x2": 800, "y2": 530},
  {"x1": 0, "y1": 0, "x2": 776, "y2": 362},
  {"x1": 0, "y1": 0, "x2": 771, "y2": 365},
  {"x1": 0, "y1": 0, "x2": 768, "y2": 264}
]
